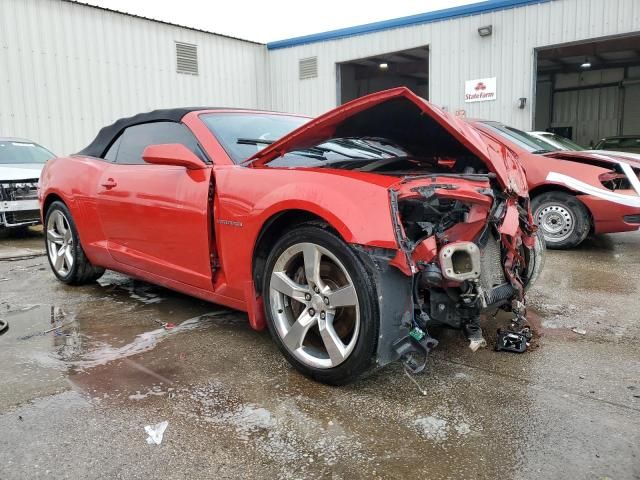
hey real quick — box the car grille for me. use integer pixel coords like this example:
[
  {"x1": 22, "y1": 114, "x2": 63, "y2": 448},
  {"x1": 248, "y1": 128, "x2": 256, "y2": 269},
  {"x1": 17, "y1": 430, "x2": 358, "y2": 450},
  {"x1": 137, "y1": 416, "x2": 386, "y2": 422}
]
[
  {"x1": 4, "y1": 210, "x2": 40, "y2": 224},
  {"x1": 0, "y1": 180, "x2": 39, "y2": 201}
]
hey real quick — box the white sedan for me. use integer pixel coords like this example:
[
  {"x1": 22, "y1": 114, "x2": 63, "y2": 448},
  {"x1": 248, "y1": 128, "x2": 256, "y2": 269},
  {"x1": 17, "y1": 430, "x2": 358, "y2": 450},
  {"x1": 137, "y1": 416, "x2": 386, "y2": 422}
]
[{"x1": 0, "y1": 137, "x2": 55, "y2": 230}]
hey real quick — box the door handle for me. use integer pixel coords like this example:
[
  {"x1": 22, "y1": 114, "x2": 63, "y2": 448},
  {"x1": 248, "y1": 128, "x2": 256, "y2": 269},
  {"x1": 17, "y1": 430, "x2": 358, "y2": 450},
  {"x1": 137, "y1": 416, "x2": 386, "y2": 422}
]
[{"x1": 101, "y1": 178, "x2": 117, "y2": 189}]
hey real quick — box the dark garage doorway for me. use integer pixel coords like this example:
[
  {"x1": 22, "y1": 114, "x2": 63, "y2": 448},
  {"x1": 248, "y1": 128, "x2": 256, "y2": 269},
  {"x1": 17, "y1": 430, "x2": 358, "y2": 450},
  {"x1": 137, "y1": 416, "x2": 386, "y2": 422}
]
[
  {"x1": 338, "y1": 46, "x2": 429, "y2": 104},
  {"x1": 535, "y1": 34, "x2": 640, "y2": 148}
]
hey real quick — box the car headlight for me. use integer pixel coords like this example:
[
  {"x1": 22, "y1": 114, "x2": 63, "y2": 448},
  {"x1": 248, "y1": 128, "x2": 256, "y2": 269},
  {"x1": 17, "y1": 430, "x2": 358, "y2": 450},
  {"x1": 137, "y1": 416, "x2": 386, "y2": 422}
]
[{"x1": 598, "y1": 171, "x2": 630, "y2": 191}]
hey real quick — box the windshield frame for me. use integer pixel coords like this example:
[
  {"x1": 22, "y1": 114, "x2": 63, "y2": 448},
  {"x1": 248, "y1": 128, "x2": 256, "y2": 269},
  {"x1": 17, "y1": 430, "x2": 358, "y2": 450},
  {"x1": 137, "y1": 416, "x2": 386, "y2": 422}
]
[{"x1": 267, "y1": 136, "x2": 418, "y2": 168}]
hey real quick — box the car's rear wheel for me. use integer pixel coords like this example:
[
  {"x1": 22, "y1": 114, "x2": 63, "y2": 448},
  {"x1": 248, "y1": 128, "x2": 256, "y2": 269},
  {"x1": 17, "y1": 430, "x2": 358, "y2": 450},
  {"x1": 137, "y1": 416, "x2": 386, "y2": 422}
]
[
  {"x1": 45, "y1": 201, "x2": 105, "y2": 284},
  {"x1": 262, "y1": 225, "x2": 378, "y2": 385},
  {"x1": 531, "y1": 192, "x2": 590, "y2": 249}
]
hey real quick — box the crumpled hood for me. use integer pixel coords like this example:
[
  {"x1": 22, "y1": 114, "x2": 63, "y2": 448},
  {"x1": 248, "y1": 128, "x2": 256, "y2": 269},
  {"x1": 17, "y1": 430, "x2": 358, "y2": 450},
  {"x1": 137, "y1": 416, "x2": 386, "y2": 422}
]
[
  {"x1": 0, "y1": 163, "x2": 44, "y2": 182},
  {"x1": 244, "y1": 87, "x2": 527, "y2": 194}
]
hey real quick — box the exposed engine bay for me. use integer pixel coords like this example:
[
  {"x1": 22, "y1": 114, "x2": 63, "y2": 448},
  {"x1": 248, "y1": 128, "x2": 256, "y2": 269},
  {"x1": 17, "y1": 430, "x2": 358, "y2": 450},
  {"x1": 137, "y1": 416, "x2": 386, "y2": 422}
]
[{"x1": 386, "y1": 172, "x2": 544, "y2": 374}]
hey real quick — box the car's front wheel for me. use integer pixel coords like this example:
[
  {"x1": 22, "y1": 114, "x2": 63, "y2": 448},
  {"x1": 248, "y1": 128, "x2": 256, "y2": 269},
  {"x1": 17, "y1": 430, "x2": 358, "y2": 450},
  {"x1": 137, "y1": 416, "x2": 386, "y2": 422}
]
[
  {"x1": 262, "y1": 224, "x2": 379, "y2": 385},
  {"x1": 531, "y1": 192, "x2": 590, "y2": 249},
  {"x1": 45, "y1": 201, "x2": 105, "y2": 284}
]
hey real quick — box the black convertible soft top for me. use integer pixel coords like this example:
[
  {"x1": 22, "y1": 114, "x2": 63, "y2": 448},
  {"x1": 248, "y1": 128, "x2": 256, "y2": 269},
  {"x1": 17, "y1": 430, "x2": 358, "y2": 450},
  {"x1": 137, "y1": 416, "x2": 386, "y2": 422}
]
[{"x1": 76, "y1": 107, "x2": 219, "y2": 158}]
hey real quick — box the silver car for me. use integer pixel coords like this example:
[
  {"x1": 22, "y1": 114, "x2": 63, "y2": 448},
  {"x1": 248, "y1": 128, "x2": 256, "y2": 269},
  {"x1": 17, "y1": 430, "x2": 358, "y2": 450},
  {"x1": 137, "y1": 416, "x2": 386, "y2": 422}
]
[{"x1": 0, "y1": 137, "x2": 55, "y2": 230}]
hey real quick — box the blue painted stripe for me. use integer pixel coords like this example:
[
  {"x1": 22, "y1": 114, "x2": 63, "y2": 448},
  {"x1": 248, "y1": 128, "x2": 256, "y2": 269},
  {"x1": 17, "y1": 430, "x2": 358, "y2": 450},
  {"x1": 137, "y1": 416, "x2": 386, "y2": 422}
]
[{"x1": 267, "y1": 0, "x2": 550, "y2": 50}]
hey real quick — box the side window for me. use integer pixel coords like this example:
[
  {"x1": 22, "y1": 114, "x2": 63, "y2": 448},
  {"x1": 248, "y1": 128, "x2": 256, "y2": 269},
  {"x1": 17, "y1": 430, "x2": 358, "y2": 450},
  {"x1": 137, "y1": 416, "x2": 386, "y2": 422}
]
[
  {"x1": 104, "y1": 135, "x2": 121, "y2": 162},
  {"x1": 114, "y1": 122, "x2": 207, "y2": 165}
]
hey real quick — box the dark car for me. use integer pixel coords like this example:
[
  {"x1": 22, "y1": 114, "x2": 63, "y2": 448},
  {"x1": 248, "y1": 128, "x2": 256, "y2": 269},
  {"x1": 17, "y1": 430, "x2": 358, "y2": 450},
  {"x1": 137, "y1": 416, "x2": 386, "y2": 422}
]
[{"x1": 594, "y1": 136, "x2": 640, "y2": 154}]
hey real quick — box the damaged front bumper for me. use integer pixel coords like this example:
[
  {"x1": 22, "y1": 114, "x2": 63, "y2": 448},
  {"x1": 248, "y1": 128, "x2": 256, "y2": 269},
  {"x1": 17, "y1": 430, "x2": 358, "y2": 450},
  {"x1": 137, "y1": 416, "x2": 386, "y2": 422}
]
[{"x1": 361, "y1": 174, "x2": 544, "y2": 371}]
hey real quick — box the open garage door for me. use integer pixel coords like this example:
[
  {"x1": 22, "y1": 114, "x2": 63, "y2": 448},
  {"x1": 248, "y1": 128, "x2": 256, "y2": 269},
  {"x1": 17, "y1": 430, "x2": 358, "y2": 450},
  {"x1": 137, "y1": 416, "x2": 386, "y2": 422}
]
[
  {"x1": 338, "y1": 46, "x2": 429, "y2": 104},
  {"x1": 535, "y1": 34, "x2": 640, "y2": 148}
]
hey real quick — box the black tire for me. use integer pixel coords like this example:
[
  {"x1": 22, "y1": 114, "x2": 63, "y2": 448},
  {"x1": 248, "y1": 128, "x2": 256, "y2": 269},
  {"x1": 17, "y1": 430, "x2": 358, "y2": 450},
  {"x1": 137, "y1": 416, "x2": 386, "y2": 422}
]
[
  {"x1": 531, "y1": 191, "x2": 590, "y2": 249},
  {"x1": 44, "y1": 201, "x2": 105, "y2": 285},
  {"x1": 262, "y1": 224, "x2": 379, "y2": 385}
]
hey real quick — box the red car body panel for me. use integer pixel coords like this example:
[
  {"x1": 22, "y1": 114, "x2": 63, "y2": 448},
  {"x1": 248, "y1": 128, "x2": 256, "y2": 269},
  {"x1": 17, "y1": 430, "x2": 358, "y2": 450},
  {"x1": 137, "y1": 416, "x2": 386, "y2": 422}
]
[
  {"x1": 40, "y1": 89, "x2": 540, "y2": 341},
  {"x1": 470, "y1": 121, "x2": 640, "y2": 235}
]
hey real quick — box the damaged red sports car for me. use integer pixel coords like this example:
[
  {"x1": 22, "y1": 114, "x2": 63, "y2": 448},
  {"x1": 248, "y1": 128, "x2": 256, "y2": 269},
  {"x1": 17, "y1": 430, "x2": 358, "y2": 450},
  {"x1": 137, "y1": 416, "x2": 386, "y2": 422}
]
[
  {"x1": 39, "y1": 87, "x2": 544, "y2": 385},
  {"x1": 468, "y1": 121, "x2": 640, "y2": 249}
]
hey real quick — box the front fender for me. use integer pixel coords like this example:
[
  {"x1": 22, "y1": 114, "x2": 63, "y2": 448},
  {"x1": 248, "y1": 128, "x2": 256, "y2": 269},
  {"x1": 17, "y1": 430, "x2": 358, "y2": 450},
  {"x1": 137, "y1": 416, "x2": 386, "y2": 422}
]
[
  {"x1": 251, "y1": 183, "x2": 397, "y2": 249},
  {"x1": 213, "y1": 166, "x2": 402, "y2": 305}
]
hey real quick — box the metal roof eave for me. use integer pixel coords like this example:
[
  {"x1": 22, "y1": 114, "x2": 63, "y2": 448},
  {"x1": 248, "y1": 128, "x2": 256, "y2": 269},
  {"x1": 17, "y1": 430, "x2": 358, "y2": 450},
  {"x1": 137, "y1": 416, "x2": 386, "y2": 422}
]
[
  {"x1": 62, "y1": 0, "x2": 263, "y2": 45},
  {"x1": 267, "y1": 0, "x2": 551, "y2": 50}
]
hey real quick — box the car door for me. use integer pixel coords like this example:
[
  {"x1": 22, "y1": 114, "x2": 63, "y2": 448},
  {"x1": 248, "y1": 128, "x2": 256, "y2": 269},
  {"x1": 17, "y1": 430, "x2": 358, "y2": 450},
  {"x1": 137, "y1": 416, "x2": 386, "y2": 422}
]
[{"x1": 96, "y1": 121, "x2": 214, "y2": 290}]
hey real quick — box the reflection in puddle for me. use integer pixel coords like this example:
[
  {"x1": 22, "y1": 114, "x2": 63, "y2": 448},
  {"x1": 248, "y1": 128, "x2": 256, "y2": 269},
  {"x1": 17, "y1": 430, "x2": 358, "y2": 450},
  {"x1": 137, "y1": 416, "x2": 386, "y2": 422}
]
[
  {"x1": 62, "y1": 315, "x2": 205, "y2": 369},
  {"x1": 97, "y1": 274, "x2": 165, "y2": 305},
  {"x1": 55, "y1": 312, "x2": 235, "y2": 370},
  {"x1": 129, "y1": 385, "x2": 174, "y2": 400},
  {"x1": 8, "y1": 305, "x2": 237, "y2": 372}
]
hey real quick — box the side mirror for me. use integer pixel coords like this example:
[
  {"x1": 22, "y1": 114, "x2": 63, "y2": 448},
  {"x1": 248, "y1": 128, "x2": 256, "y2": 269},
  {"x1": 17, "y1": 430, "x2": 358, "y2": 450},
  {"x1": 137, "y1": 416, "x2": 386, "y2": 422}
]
[{"x1": 142, "y1": 144, "x2": 204, "y2": 170}]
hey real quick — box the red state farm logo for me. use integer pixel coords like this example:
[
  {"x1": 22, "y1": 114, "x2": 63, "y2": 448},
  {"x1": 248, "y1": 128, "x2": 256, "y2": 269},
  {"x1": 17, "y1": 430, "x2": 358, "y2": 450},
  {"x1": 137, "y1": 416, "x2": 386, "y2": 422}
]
[{"x1": 465, "y1": 80, "x2": 495, "y2": 101}]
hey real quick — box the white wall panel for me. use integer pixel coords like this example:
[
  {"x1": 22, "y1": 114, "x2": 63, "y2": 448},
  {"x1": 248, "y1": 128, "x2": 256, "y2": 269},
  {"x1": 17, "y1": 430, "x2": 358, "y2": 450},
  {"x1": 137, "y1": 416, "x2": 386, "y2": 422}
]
[
  {"x1": 0, "y1": 0, "x2": 268, "y2": 154},
  {"x1": 267, "y1": 0, "x2": 640, "y2": 130}
]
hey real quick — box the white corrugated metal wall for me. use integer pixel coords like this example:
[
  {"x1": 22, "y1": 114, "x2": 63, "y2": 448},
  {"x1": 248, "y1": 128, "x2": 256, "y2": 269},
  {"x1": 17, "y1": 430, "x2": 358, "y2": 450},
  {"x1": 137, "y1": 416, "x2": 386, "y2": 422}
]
[
  {"x1": 0, "y1": 0, "x2": 268, "y2": 154},
  {"x1": 266, "y1": 0, "x2": 640, "y2": 130}
]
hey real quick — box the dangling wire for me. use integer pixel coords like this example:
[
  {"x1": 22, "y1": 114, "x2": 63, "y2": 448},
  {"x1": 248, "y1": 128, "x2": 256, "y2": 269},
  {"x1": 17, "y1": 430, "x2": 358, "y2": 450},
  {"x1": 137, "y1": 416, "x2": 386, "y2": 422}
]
[{"x1": 404, "y1": 365, "x2": 427, "y2": 396}]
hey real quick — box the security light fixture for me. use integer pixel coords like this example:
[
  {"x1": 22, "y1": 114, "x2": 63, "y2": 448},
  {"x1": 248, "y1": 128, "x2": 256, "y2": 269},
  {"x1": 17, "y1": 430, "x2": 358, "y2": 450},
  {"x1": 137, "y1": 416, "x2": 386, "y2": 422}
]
[
  {"x1": 580, "y1": 57, "x2": 592, "y2": 69},
  {"x1": 379, "y1": 62, "x2": 389, "y2": 70},
  {"x1": 478, "y1": 25, "x2": 493, "y2": 37},
  {"x1": 518, "y1": 97, "x2": 527, "y2": 109}
]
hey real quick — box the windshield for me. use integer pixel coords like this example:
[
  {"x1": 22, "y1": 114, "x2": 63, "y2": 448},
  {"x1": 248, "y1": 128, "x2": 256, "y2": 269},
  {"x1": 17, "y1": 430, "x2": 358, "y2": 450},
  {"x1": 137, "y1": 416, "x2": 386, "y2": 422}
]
[
  {"x1": 0, "y1": 141, "x2": 55, "y2": 164},
  {"x1": 269, "y1": 137, "x2": 410, "y2": 168},
  {"x1": 265, "y1": 136, "x2": 491, "y2": 177},
  {"x1": 538, "y1": 133, "x2": 584, "y2": 151},
  {"x1": 480, "y1": 122, "x2": 555, "y2": 153},
  {"x1": 201, "y1": 113, "x2": 309, "y2": 163}
]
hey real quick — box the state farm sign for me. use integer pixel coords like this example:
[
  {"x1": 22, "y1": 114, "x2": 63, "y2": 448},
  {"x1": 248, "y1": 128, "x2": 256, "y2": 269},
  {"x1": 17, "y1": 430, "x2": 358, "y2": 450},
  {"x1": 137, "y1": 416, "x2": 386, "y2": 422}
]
[{"x1": 464, "y1": 77, "x2": 497, "y2": 103}]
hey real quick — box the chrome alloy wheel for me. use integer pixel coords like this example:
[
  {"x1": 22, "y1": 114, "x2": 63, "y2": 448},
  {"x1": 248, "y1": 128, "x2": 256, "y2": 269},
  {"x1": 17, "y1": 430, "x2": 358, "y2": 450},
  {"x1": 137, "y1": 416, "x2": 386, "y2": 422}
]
[
  {"x1": 268, "y1": 243, "x2": 360, "y2": 369},
  {"x1": 47, "y1": 210, "x2": 74, "y2": 276},
  {"x1": 536, "y1": 204, "x2": 574, "y2": 242}
]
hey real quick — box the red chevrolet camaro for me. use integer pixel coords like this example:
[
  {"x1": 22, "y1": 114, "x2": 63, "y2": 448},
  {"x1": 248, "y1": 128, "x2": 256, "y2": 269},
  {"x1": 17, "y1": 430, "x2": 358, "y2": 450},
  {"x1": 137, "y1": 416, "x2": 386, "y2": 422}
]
[{"x1": 39, "y1": 88, "x2": 544, "y2": 384}]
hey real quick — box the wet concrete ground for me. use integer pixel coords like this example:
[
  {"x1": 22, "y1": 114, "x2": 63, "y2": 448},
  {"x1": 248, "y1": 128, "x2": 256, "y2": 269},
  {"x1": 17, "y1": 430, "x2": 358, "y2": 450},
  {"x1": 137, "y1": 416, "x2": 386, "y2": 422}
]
[{"x1": 1, "y1": 228, "x2": 639, "y2": 479}]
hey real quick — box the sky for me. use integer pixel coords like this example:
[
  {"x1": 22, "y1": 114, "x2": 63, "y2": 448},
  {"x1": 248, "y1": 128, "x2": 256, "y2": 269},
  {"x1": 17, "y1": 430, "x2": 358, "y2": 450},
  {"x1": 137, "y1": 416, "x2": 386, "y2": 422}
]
[{"x1": 80, "y1": 0, "x2": 480, "y2": 43}]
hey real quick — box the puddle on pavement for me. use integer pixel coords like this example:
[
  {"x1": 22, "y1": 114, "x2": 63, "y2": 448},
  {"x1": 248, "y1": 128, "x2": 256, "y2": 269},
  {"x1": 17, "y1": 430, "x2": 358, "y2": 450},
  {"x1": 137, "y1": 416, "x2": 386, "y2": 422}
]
[
  {"x1": 4, "y1": 306, "x2": 236, "y2": 368},
  {"x1": 0, "y1": 288, "x2": 243, "y2": 406}
]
